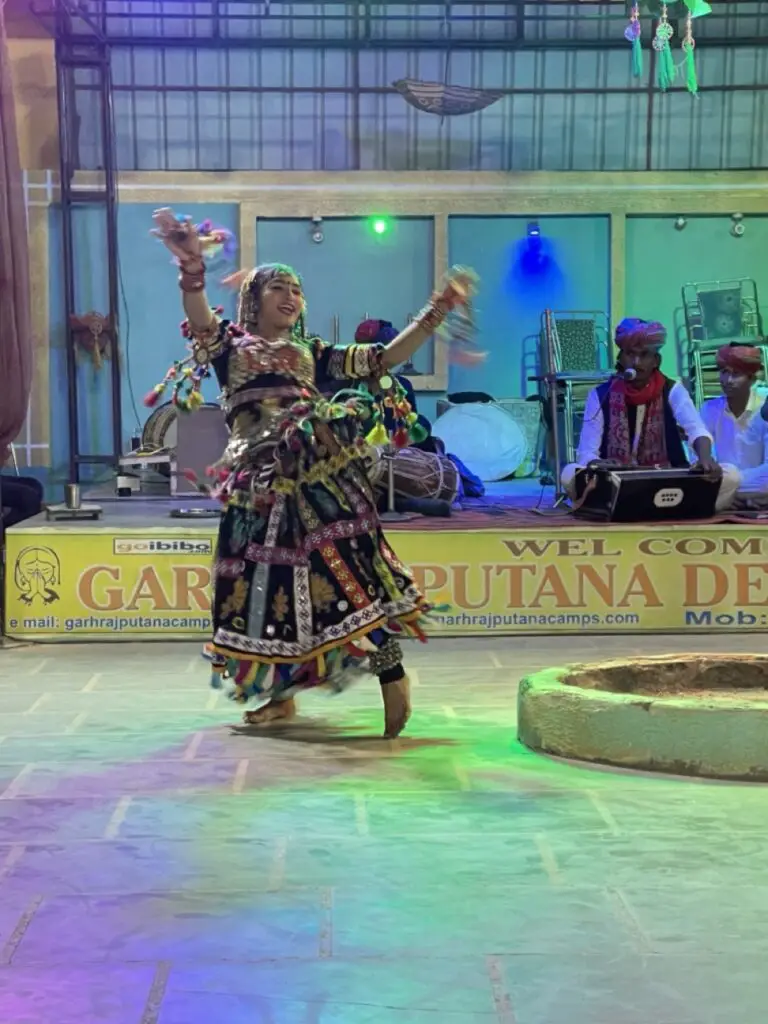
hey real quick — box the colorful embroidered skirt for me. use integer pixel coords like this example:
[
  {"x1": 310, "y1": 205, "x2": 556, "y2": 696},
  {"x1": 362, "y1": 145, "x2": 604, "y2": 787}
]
[{"x1": 207, "y1": 420, "x2": 429, "y2": 705}]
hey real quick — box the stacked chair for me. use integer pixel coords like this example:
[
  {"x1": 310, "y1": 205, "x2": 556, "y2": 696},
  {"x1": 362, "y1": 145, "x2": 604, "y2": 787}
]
[
  {"x1": 538, "y1": 309, "x2": 612, "y2": 465},
  {"x1": 682, "y1": 279, "x2": 765, "y2": 405}
]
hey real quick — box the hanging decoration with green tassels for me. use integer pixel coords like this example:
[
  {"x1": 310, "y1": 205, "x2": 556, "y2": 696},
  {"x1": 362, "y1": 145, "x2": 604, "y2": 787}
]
[
  {"x1": 682, "y1": 8, "x2": 699, "y2": 94},
  {"x1": 624, "y1": 1, "x2": 712, "y2": 93},
  {"x1": 653, "y1": 3, "x2": 677, "y2": 91},
  {"x1": 625, "y1": 3, "x2": 644, "y2": 79},
  {"x1": 644, "y1": 0, "x2": 711, "y2": 15}
]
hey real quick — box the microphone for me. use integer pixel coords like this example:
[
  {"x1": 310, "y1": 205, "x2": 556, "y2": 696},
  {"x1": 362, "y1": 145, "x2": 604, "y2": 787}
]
[{"x1": 622, "y1": 368, "x2": 637, "y2": 382}]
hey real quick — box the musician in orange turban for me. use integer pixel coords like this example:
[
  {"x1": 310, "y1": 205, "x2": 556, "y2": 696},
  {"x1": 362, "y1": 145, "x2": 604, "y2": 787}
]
[
  {"x1": 562, "y1": 318, "x2": 740, "y2": 512},
  {"x1": 701, "y1": 343, "x2": 768, "y2": 501}
]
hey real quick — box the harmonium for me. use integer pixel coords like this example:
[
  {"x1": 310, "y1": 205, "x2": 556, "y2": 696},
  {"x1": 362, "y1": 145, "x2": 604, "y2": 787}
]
[{"x1": 572, "y1": 466, "x2": 719, "y2": 523}]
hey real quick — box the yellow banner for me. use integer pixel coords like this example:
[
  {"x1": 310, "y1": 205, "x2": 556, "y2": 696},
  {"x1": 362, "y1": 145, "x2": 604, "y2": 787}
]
[
  {"x1": 394, "y1": 528, "x2": 768, "y2": 634},
  {"x1": 5, "y1": 530, "x2": 217, "y2": 639},
  {"x1": 4, "y1": 525, "x2": 767, "y2": 639}
]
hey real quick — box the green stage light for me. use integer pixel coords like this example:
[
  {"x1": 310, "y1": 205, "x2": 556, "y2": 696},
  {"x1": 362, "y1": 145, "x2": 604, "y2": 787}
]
[{"x1": 371, "y1": 217, "x2": 390, "y2": 235}]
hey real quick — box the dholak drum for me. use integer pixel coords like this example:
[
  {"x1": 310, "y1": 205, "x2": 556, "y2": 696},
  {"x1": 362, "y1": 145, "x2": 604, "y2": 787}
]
[
  {"x1": 141, "y1": 402, "x2": 178, "y2": 452},
  {"x1": 367, "y1": 446, "x2": 459, "y2": 503},
  {"x1": 141, "y1": 401, "x2": 224, "y2": 454}
]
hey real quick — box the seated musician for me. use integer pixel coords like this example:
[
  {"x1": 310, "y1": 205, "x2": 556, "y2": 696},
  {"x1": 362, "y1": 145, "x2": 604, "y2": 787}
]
[
  {"x1": 701, "y1": 344, "x2": 768, "y2": 503},
  {"x1": 1, "y1": 444, "x2": 44, "y2": 529},
  {"x1": 561, "y1": 318, "x2": 740, "y2": 512}
]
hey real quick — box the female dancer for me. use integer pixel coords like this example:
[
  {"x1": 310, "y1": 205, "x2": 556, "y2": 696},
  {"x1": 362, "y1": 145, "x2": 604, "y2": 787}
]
[{"x1": 149, "y1": 208, "x2": 473, "y2": 737}]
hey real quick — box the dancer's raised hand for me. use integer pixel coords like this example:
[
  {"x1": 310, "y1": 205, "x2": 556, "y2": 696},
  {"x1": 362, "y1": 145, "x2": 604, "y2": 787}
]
[
  {"x1": 439, "y1": 266, "x2": 478, "y2": 309},
  {"x1": 151, "y1": 208, "x2": 202, "y2": 265}
]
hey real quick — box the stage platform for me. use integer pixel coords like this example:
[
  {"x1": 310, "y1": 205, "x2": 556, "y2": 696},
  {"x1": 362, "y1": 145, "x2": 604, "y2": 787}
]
[{"x1": 4, "y1": 481, "x2": 768, "y2": 641}]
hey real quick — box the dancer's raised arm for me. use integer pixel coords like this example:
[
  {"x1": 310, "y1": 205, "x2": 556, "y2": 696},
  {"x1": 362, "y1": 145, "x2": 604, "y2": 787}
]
[
  {"x1": 151, "y1": 208, "x2": 215, "y2": 332},
  {"x1": 380, "y1": 267, "x2": 476, "y2": 369}
]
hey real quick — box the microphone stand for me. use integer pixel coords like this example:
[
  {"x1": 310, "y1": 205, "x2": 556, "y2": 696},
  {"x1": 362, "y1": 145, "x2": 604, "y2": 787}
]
[
  {"x1": 531, "y1": 314, "x2": 620, "y2": 514},
  {"x1": 537, "y1": 309, "x2": 569, "y2": 511},
  {"x1": 378, "y1": 441, "x2": 417, "y2": 523}
]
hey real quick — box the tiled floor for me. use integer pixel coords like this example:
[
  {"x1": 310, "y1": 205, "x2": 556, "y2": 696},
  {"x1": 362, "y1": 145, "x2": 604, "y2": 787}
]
[{"x1": 0, "y1": 633, "x2": 766, "y2": 1023}]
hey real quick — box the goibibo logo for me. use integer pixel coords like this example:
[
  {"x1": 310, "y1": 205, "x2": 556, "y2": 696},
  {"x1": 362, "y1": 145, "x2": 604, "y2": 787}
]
[{"x1": 113, "y1": 538, "x2": 213, "y2": 555}]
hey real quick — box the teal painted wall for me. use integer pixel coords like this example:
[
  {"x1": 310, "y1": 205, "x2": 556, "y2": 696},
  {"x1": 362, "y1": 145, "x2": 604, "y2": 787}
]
[
  {"x1": 49, "y1": 203, "x2": 238, "y2": 482},
  {"x1": 625, "y1": 216, "x2": 768, "y2": 379},
  {"x1": 52, "y1": 209, "x2": 768, "y2": 479},
  {"x1": 115, "y1": 202, "x2": 238, "y2": 427},
  {"x1": 254, "y1": 216, "x2": 434, "y2": 370},
  {"x1": 50, "y1": 208, "x2": 432, "y2": 479},
  {"x1": 50, "y1": 210, "x2": 613, "y2": 472},
  {"x1": 446, "y1": 214, "x2": 611, "y2": 406}
]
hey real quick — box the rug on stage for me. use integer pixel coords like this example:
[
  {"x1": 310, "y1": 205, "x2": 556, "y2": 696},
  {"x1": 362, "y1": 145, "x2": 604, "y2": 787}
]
[{"x1": 386, "y1": 495, "x2": 768, "y2": 532}]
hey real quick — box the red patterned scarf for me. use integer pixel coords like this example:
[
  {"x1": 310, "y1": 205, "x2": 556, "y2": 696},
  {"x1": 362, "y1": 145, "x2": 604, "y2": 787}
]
[{"x1": 605, "y1": 370, "x2": 669, "y2": 467}]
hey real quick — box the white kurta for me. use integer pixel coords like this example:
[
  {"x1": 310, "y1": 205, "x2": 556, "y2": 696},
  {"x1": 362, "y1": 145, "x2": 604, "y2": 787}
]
[
  {"x1": 562, "y1": 380, "x2": 739, "y2": 512},
  {"x1": 731, "y1": 390, "x2": 768, "y2": 498},
  {"x1": 574, "y1": 380, "x2": 711, "y2": 467},
  {"x1": 700, "y1": 388, "x2": 767, "y2": 466}
]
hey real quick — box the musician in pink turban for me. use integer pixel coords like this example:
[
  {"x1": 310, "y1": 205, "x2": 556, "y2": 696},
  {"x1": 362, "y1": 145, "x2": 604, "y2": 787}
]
[
  {"x1": 703, "y1": 343, "x2": 768, "y2": 502},
  {"x1": 701, "y1": 344, "x2": 763, "y2": 462},
  {"x1": 562, "y1": 318, "x2": 740, "y2": 512}
]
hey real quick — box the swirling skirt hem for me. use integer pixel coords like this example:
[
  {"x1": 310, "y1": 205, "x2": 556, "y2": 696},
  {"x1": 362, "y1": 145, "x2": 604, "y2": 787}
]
[{"x1": 205, "y1": 606, "x2": 429, "y2": 706}]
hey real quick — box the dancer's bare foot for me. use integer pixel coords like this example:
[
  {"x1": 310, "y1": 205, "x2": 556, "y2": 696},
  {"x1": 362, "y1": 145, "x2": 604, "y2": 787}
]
[
  {"x1": 243, "y1": 697, "x2": 297, "y2": 726},
  {"x1": 381, "y1": 675, "x2": 411, "y2": 738}
]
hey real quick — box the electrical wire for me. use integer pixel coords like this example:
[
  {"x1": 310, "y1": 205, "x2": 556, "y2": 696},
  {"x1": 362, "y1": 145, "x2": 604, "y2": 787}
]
[{"x1": 105, "y1": 62, "x2": 143, "y2": 436}]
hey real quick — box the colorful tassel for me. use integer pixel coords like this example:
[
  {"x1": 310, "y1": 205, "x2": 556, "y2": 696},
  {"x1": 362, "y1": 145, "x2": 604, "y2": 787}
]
[
  {"x1": 657, "y1": 43, "x2": 676, "y2": 90},
  {"x1": 147, "y1": 355, "x2": 209, "y2": 414},
  {"x1": 408, "y1": 422, "x2": 428, "y2": 444},
  {"x1": 632, "y1": 35, "x2": 644, "y2": 78},
  {"x1": 365, "y1": 422, "x2": 390, "y2": 446},
  {"x1": 682, "y1": 11, "x2": 698, "y2": 94},
  {"x1": 625, "y1": 3, "x2": 643, "y2": 78},
  {"x1": 410, "y1": 623, "x2": 428, "y2": 643},
  {"x1": 235, "y1": 660, "x2": 255, "y2": 686},
  {"x1": 143, "y1": 383, "x2": 166, "y2": 408},
  {"x1": 653, "y1": 3, "x2": 676, "y2": 91},
  {"x1": 194, "y1": 220, "x2": 237, "y2": 264}
]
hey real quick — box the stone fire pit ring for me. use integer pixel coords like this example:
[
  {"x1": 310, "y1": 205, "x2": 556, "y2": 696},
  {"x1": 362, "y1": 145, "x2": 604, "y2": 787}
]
[{"x1": 517, "y1": 654, "x2": 768, "y2": 781}]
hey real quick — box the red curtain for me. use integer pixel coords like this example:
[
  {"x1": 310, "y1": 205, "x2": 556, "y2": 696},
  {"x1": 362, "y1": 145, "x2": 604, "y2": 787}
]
[{"x1": 0, "y1": 6, "x2": 32, "y2": 458}]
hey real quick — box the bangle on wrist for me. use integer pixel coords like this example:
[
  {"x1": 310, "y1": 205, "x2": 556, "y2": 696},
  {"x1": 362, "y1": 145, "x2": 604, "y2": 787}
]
[
  {"x1": 415, "y1": 300, "x2": 446, "y2": 334},
  {"x1": 177, "y1": 256, "x2": 205, "y2": 274},
  {"x1": 178, "y1": 257, "x2": 206, "y2": 293},
  {"x1": 179, "y1": 274, "x2": 206, "y2": 293}
]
